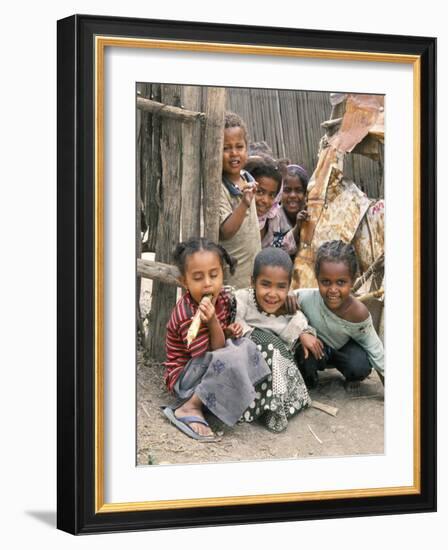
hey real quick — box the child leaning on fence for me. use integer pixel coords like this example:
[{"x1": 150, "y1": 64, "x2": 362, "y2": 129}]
[
  {"x1": 162, "y1": 237, "x2": 270, "y2": 442},
  {"x1": 218, "y1": 112, "x2": 261, "y2": 289},
  {"x1": 234, "y1": 247, "x2": 312, "y2": 433}
]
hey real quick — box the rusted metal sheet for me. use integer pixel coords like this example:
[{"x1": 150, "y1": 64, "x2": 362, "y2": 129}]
[
  {"x1": 328, "y1": 94, "x2": 384, "y2": 154},
  {"x1": 353, "y1": 199, "x2": 385, "y2": 274},
  {"x1": 292, "y1": 93, "x2": 385, "y2": 290}
]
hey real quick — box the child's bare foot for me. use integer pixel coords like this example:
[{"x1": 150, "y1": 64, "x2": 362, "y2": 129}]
[{"x1": 175, "y1": 395, "x2": 214, "y2": 438}]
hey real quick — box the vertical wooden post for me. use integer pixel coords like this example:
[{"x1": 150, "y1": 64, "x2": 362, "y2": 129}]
[
  {"x1": 202, "y1": 87, "x2": 226, "y2": 242},
  {"x1": 145, "y1": 84, "x2": 162, "y2": 252},
  {"x1": 148, "y1": 85, "x2": 183, "y2": 361},
  {"x1": 136, "y1": 85, "x2": 144, "y2": 337},
  {"x1": 181, "y1": 86, "x2": 202, "y2": 240}
]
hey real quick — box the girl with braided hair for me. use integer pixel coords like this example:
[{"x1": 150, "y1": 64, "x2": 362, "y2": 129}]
[{"x1": 162, "y1": 237, "x2": 270, "y2": 441}]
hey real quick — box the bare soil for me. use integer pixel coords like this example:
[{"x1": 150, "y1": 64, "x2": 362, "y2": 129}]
[{"x1": 137, "y1": 345, "x2": 384, "y2": 466}]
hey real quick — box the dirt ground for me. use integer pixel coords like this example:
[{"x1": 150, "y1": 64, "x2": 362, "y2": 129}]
[{"x1": 137, "y1": 345, "x2": 384, "y2": 466}]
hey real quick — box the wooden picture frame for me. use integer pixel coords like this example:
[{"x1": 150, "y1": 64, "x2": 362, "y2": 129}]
[{"x1": 57, "y1": 14, "x2": 436, "y2": 534}]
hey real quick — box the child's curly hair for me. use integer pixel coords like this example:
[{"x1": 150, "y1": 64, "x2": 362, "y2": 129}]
[
  {"x1": 224, "y1": 111, "x2": 249, "y2": 144},
  {"x1": 314, "y1": 240, "x2": 359, "y2": 280}
]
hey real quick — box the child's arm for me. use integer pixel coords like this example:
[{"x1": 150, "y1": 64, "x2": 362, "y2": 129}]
[
  {"x1": 198, "y1": 297, "x2": 225, "y2": 350},
  {"x1": 279, "y1": 309, "x2": 316, "y2": 351},
  {"x1": 348, "y1": 299, "x2": 384, "y2": 384},
  {"x1": 291, "y1": 210, "x2": 309, "y2": 244},
  {"x1": 219, "y1": 183, "x2": 257, "y2": 240}
]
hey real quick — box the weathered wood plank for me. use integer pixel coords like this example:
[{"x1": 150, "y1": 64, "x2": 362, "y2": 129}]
[
  {"x1": 144, "y1": 84, "x2": 161, "y2": 252},
  {"x1": 136, "y1": 87, "x2": 145, "y2": 337},
  {"x1": 202, "y1": 87, "x2": 226, "y2": 241},
  {"x1": 181, "y1": 86, "x2": 202, "y2": 240},
  {"x1": 147, "y1": 85, "x2": 183, "y2": 361}
]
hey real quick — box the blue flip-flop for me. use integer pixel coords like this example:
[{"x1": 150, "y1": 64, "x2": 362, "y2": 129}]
[{"x1": 162, "y1": 407, "x2": 216, "y2": 442}]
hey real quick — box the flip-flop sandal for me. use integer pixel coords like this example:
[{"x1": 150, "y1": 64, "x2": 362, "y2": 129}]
[{"x1": 162, "y1": 407, "x2": 216, "y2": 442}]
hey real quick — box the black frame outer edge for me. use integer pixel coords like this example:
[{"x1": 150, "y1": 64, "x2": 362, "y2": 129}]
[
  {"x1": 57, "y1": 14, "x2": 437, "y2": 535},
  {"x1": 57, "y1": 15, "x2": 78, "y2": 534}
]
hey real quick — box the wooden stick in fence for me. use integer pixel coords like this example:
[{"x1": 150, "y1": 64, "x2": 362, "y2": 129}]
[
  {"x1": 137, "y1": 259, "x2": 182, "y2": 286},
  {"x1": 357, "y1": 288, "x2": 384, "y2": 302},
  {"x1": 137, "y1": 96, "x2": 203, "y2": 123},
  {"x1": 352, "y1": 253, "x2": 384, "y2": 292}
]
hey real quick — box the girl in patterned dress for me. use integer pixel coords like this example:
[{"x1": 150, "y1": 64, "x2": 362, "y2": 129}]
[{"x1": 235, "y1": 248, "x2": 313, "y2": 432}]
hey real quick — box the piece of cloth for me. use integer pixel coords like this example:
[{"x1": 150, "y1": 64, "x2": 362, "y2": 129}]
[
  {"x1": 234, "y1": 287, "x2": 314, "y2": 351},
  {"x1": 218, "y1": 170, "x2": 261, "y2": 289},
  {"x1": 173, "y1": 337, "x2": 270, "y2": 426},
  {"x1": 296, "y1": 338, "x2": 372, "y2": 384},
  {"x1": 241, "y1": 328, "x2": 311, "y2": 432},
  {"x1": 261, "y1": 206, "x2": 298, "y2": 255},
  {"x1": 294, "y1": 288, "x2": 384, "y2": 375},
  {"x1": 164, "y1": 287, "x2": 235, "y2": 392}
]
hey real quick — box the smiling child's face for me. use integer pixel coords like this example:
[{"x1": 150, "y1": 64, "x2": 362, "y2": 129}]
[
  {"x1": 222, "y1": 127, "x2": 248, "y2": 183},
  {"x1": 255, "y1": 176, "x2": 280, "y2": 217},
  {"x1": 281, "y1": 174, "x2": 306, "y2": 218},
  {"x1": 253, "y1": 265, "x2": 290, "y2": 315},
  {"x1": 317, "y1": 260, "x2": 353, "y2": 314}
]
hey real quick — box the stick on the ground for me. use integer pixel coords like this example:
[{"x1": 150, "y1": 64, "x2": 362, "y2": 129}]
[
  {"x1": 311, "y1": 400, "x2": 339, "y2": 417},
  {"x1": 140, "y1": 403, "x2": 151, "y2": 419},
  {"x1": 307, "y1": 424, "x2": 323, "y2": 444}
]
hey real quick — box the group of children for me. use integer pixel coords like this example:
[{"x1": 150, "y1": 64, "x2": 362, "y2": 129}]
[{"x1": 161, "y1": 112, "x2": 384, "y2": 442}]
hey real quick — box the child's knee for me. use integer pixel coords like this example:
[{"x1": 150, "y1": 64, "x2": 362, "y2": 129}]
[{"x1": 345, "y1": 354, "x2": 371, "y2": 381}]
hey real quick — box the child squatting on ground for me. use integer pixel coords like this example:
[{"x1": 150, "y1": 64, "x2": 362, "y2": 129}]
[
  {"x1": 162, "y1": 238, "x2": 271, "y2": 441},
  {"x1": 218, "y1": 112, "x2": 261, "y2": 289},
  {"x1": 234, "y1": 247, "x2": 312, "y2": 433},
  {"x1": 294, "y1": 240, "x2": 385, "y2": 390}
]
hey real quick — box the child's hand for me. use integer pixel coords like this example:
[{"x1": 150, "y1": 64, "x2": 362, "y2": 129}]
[
  {"x1": 299, "y1": 333, "x2": 324, "y2": 360},
  {"x1": 285, "y1": 293, "x2": 299, "y2": 314},
  {"x1": 241, "y1": 181, "x2": 257, "y2": 207},
  {"x1": 198, "y1": 296, "x2": 216, "y2": 324},
  {"x1": 224, "y1": 322, "x2": 243, "y2": 339},
  {"x1": 296, "y1": 209, "x2": 309, "y2": 225}
]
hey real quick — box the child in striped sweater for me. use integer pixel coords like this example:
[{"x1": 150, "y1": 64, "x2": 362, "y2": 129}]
[{"x1": 162, "y1": 237, "x2": 270, "y2": 441}]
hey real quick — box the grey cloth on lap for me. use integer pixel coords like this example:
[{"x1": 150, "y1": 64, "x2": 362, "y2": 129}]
[{"x1": 174, "y1": 337, "x2": 270, "y2": 426}]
